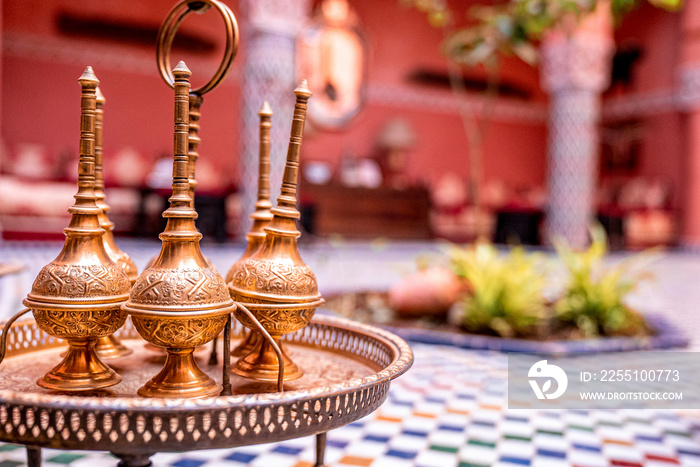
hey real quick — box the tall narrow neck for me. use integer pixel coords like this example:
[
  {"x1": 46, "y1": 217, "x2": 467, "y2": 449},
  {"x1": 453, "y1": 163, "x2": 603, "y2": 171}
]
[
  {"x1": 187, "y1": 93, "x2": 203, "y2": 206},
  {"x1": 160, "y1": 62, "x2": 200, "y2": 244},
  {"x1": 256, "y1": 109, "x2": 272, "y2": 212},
  {"x1": 94, "y1": 88, "x2": 115, "y2": 231},
  {"x1": 271, "y1": 83, "x2": 311, "y2": 222},
  {"x1": 66, "y1": 68, "x2": 104, "y2": 236}
]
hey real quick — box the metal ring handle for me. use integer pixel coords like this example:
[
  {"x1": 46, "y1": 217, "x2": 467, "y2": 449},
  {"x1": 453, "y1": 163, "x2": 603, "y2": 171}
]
[
  {"x1": 156, "y1": 0, "x2": 239, "y2": 95},
  {"x1": 229, "y1": 303, "x2": 286, "y2": 393},
  {"x1": 0, "y1": 308, "x2": 32, "y2": 366}
]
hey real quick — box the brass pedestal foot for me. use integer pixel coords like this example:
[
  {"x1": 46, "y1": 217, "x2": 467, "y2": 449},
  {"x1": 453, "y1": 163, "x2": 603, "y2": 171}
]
[
  {"x1": 37, "y1": 339, "x2": 121, "y2": 391},
  {"x1": 231, "y1": 330, "x2": 259, "y2": 357},
  {"x1": 233, "y1": 336, "x2": 302, "y2": 382},
  {"x1": 137, "y1": 348, "x2": 221, "y2": 398},
  {"x1": 95, "y1": 334, "x2": 133, "y2": 359},
  {"x1": 144, "y1": 342, "x2": 208, "y2": 354}
]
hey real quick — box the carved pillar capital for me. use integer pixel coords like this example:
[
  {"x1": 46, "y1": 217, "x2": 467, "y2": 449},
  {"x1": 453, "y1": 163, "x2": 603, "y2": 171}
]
[
  {"x1": 241, "y1": 0, "x2": 312, "y2": 36},
  {"x1": 541, "y1": 0, "x2": 615, "y2": 94},
  {"x1": 541, "y1": 33, "x2": 615, "y2": 94}
]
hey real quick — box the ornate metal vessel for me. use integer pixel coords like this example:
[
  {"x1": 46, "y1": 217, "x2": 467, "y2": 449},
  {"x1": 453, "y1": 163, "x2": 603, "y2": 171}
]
[
  {"x1": 227, "y1": 101, "x2": 274, "y2": 358},
  {"x1": 0, "y1": 315, "x2": 413, "y2": 466},
  {"x1": 123, "y1": 62, "x2": 235, "y2": 399},
  {"x1": 93, "y1": 86, "x2": 138, "y2": 360},
  {"x1": 229, "y1": 81, "x2": 324, "y2": 382},
  {"x1": 22, "y1": 67, "x2": 131, "y2": 392}
]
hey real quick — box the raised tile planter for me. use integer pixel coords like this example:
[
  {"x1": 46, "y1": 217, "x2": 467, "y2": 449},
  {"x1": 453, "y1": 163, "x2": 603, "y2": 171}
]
[
  {"x1": 321, "y1": 292, "x2": 689, "y2": 353},
  {"x1": 378, "y1": 313, "x2": 688, "y2": 353}
]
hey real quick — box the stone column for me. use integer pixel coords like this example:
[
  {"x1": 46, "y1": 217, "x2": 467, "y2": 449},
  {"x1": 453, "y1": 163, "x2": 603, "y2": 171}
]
[
  {"x1": 541, "y1": 4, "x2": 615, "y2": 248},
  {"x1": 239, "y1": 0, "x2": 312, "y2": 237}
]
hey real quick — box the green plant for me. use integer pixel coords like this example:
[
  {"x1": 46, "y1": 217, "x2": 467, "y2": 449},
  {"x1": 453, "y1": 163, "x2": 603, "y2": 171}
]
[
  {"x1": 553, "y1": 225, "x2": 655, "y2": 337},
  {"x1": 403, "y1": 0, "x2": 684, "y2": 67},
  {"x1": 449, "y1": 243, "x2": 548, "y2": 337}
]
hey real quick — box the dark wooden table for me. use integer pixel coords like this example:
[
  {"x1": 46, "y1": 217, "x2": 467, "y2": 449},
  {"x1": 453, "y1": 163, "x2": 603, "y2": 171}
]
[{"x1": 299, "y1": 183, "x2": 431, "y2": 239}]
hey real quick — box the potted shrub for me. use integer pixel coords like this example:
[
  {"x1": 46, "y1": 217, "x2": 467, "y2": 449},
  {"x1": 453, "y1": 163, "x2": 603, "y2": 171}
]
[
  {"x1": 448, "y1": 242, "x2": 548, "y2": 338},
  {"x1": 552, "y1": 225, "x2": 655, "y2": 337},
  {"x1": 446, "y1": 226, "x2": 656, "y2": 339}
]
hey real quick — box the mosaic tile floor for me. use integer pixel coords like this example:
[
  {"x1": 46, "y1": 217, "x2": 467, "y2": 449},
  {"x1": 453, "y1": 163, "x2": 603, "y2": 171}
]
[{"x1": 1, "y1": 240, "x2": 700, "y2": 466}]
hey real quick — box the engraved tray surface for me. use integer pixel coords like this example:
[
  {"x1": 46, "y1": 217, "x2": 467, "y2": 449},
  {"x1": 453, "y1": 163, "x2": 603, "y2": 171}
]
[{"x1": 0, "y1": 315, "x2": 413, "y2": 456}]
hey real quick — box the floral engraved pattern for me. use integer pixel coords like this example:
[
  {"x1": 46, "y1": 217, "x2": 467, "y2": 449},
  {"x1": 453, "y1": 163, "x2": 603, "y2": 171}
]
[
  {"x1": 114, "y1": 251, "x2": 138, "y2": 281},
  {"x1": 31, "y1": 264, "x2": 130, "y2": 299},
  {"x1": 33, "y1": 308, "x2": 127, "y2": 340},
  {"x1": 234, "y1": 305, "x2": 316, "y2": 334},
  {"x1": 132, "y1": 315, "x2": 228, "y2": 348},
  {"x1": 130, "y1": 268, "x2": 230, "y2": 307},
  {"x1": 231, "y1": 259, "x2": 318, "y2": 298}
]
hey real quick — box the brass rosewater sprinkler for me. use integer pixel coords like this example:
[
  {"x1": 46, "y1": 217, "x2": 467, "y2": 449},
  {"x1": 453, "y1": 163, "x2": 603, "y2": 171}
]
[
  {"x1": 229, "y1": 81, "x2": 324, "y2": 382},
  {"x1": 23, "y1": 67, "x2": 131, "y2": 391},
  {"x1": 93, "y1": 86, "x2": 138, "y2": 360},
  {"x1": 227, "y1": 101, "x2": 274, "y2": 358},
  {"x1": 123, "y1": 62, "x2": 235, "y2": 399}
]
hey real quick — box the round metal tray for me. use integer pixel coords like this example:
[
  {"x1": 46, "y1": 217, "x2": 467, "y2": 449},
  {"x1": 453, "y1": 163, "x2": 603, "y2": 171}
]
[{"x1": 0, "y1": 315, "x2": 413, "y2": 458}]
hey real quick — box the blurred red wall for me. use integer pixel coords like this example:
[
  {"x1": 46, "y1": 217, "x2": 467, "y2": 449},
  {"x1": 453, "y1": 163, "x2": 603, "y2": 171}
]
[
  {"x1": 2, "y1": 0, "x2": 240, "y2": 190},
  {"x1": 1, "y1": 0, "x2": 548, "y2": 194},
  {"x1": 2, "y1": 0, "x2": 695, "y2": 244}
]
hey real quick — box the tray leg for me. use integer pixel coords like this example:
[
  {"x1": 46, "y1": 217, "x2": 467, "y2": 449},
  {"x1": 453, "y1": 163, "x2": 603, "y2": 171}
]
[
  {"x1": 221, "y1": 314, "x2": 232, "y2": 396},
  {"x1": 26, "y1": 445, "x2": 41, "y2": 467},
  {"x1": 112, "y1": 452, "x2": 153, "y2": 467},
  {"x1": 208, "y1": 335, "x2": 219, "y2": 366},
  {"x1": 314, "y1": 432, "x2": 327, "y2": 467}
]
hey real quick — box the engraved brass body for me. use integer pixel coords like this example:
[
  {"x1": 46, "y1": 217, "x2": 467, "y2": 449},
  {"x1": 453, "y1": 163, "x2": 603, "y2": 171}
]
[
  {"x1": 93, "y1": 86, "x2": 138, "y2": 360},
  {"x1": 22, "y1": 68, "x2": 131, "y2": 392},
  {"x1": 229, "y1": 81, "x2": 324, "y2": 382},
  {"x1": 228, "y1": 101, "x2": 274, "y2": 358},
  {"x1": 123, "y1": 62, "x2": 235, "y2": 399}
]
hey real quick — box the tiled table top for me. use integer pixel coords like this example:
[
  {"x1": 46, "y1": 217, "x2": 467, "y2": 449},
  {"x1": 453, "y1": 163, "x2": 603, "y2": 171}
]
[{"x1": 1, "y1": 240, "x2": 700, "y2": 466}]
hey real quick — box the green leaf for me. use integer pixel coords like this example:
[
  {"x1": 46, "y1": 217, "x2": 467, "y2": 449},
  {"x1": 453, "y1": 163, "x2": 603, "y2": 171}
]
[
  {"x1": 553, "y1": 223, "x2": 658, "y2": 337},
  {"x1": 448, "y1": 242, "x2": 547, "y2": 336},
  {"x1": 648, "y1": 0, "x2": 683, "y2": 11}
]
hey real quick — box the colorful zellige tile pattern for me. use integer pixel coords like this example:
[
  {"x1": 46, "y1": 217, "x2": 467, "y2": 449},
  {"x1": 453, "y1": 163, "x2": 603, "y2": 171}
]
[{"x1": 1, "y1": 241, "x2": 700, "y2": 466}]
